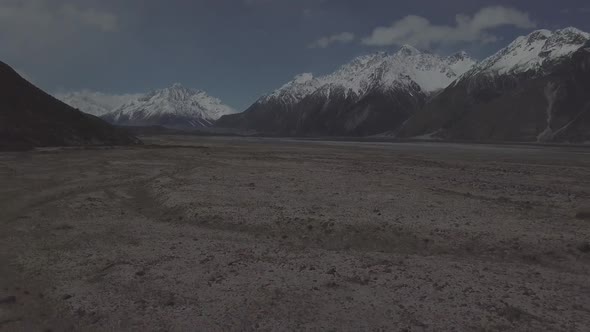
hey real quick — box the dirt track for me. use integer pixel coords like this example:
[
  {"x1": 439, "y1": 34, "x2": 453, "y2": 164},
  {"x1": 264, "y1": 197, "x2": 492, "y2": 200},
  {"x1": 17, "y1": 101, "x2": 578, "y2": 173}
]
[{"x1": 1, "y1": 136, "x2": 589, "y2": 331}]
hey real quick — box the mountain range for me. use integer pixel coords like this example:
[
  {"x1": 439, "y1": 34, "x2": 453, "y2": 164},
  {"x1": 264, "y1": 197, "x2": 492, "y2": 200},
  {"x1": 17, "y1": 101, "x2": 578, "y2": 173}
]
[
  {"x1": 217, "y1": 45, "x2": 476, "y2": 136},
  {"x1": 58, "y1": 84, "x2": 235, "y2": 129},
  {"x1": 216, "y1": 27, "x2": 590, "y2": 142},
  {"x1": 398, "y1": 27, "x2": 590, "y2": 142},
  {"x1": 49, "y1": 27, "x2": 590, "y2": 143}
]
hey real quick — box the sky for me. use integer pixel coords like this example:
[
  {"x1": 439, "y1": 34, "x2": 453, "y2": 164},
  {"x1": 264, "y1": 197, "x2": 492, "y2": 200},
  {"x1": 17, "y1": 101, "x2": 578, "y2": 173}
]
[{"x1": 1, "y1": 0, "x2": 590, "y2": 110}]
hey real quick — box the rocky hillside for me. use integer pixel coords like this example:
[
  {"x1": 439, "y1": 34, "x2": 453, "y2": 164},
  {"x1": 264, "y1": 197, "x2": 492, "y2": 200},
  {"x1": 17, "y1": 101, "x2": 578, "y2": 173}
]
[
  {"x1": 0, "y1": 61, "x2": 140, "y2": 150},
  {"x1": 398, "y1": 28, "x2": 590, "y2": 143},
  {"x1": 217, "y1": 46, "x2": 475, "y2": 136}
]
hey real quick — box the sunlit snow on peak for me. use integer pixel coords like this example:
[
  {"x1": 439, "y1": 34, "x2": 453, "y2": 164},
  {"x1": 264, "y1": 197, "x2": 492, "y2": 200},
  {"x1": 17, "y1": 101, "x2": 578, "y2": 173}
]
[
  {"x1": 262, "y1": 46, "x2": 476, "y2": 106},
  {"x1": 107, "y1": 84, "x2": 236, "y2": 125},
  {"x1": 466, "y1": 27, "x2": 590, "y2": 77}
]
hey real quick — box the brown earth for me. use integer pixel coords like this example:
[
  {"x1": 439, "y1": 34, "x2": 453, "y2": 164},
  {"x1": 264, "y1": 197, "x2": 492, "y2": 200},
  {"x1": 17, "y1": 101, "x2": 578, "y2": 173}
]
[{"x1": 1, "y1": 136, "x2": 589, "y2": 331}]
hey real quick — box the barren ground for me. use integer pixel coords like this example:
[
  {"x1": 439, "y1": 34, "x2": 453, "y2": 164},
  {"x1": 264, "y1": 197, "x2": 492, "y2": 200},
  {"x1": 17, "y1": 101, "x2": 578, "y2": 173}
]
[{"x1": 1, "y1": 136, "x2": 589, "y2": 331}]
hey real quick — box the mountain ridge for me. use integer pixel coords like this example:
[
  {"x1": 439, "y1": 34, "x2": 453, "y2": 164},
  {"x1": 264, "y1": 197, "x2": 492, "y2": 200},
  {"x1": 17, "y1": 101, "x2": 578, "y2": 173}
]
[
  {"x1": 397, "y1": 27, "x2": 590, "y2": 143},
  {"x1": 217, "y1": 46, "x2": 476, "y2": 136},
  {"x1": 101, "y1": 83, "x2": 236, "y2": 129},
  {"x1": 0, "y1": 61, "x2": 139, "y2": 150}
]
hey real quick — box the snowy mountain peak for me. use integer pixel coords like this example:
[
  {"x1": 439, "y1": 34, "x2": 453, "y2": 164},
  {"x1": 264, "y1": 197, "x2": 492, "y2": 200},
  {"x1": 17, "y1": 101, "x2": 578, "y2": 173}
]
[
  {"x1": 555, "y1": 27, "x2": 589, "y2": 38},
  {"x1": 526, "y1": 29, "x2": 552, "y2": 42},
  {"x1": 342, "y1": 52, "x2": 389, "y2": 70},
  {"x1": 293, "y1": 73, "x2": 314, "y2": 84},
  {"x1": 327, "y1": 47, "x2": 475, "y2": 94},
  {"x1": 335, "y1": 52, "x2": 388, "y2": 73},
  {"x1": 153, "y1": 83, "x2": 205, "y2": 98},
  {"x1": 259, "y1": 47, "x2": 477, "y2": 107},
  {"x1": 544, "y1": 27, "x2": 590, "y2": 51},
  {"x1": 447, "y1": 51, "x2": 477, "y2": 77},
  {"x1": 103, "y1": 84, "x2": 235, "y2": 128},
  {"x1": 397, "y1": 44, "x2": 421, "y2": 56},
  {"x1": 448, "y1": 51, "x2": 469, "y2": 62},
  {"x1": 263, "y1": 73, "x2": 322, "y2": 104},
  {"x1": 466, "y1": 27, "x2": 590, "y2": 77}
]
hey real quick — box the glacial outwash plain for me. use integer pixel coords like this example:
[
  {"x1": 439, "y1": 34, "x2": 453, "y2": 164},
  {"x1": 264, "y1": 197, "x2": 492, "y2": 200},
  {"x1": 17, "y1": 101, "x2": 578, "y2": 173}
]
[{"x1": 1, "y1": 136, "x2": 589, "y2": 331}]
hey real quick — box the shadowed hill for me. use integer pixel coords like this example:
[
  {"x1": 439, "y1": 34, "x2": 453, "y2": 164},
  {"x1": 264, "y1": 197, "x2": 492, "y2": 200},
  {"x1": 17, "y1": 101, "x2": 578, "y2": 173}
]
[{"x1": 0, "y1": 61, "x2": 140, "y2": 150}]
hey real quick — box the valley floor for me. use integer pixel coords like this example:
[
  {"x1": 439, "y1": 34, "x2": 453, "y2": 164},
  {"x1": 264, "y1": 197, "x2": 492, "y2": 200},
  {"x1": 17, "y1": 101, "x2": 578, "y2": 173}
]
[{"x1": 1, "y1": 136, "x2": 589, "y2": 331}]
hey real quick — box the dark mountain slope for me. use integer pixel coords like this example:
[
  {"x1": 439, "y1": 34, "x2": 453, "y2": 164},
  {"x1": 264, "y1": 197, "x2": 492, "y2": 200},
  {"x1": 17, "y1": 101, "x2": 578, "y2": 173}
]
[
  {"x1": 0, "y1": 61, "x2": 139, "y2": 150},
  {"x1": 217, "y1": 48, "x2": 475, "y2": 136},
  {"x1": 398, "y1": 28, "x2": 590, "y2": 143}
]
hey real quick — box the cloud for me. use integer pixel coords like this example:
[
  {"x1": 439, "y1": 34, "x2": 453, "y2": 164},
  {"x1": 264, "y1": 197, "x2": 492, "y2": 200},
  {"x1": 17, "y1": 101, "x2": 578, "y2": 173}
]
[
  {"x1": 309, "y1": 32, "x2": 355, "y2": 48},
  {"x1": 0, "y1": 0, "x2": 118, "y2": 56},
  {"x1": 361, "y1": 6, "x2": 536, "y2": 48}
]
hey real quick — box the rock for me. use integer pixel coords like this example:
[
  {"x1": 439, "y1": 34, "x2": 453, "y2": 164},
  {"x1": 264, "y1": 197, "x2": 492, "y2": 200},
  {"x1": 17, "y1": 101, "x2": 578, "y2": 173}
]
[
  {"x1": 575, "y1": 209, "x2": 590, "y2": 220},
  {"x1": 0, "y1": 295, "x2": 16, "y2": 304},
  {"x1": 577, "y1": 242, "x2": 590, "y2": 253},
  {"x1": 54, "y1": 224, "x2": 74, "y2": 231}
]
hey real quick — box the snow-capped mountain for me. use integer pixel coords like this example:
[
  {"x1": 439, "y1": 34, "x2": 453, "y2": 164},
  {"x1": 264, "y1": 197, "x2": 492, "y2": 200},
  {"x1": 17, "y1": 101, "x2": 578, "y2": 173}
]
[
  {"x1": 262, "y1": 73, "x2": 323, "y2": 106},
  {"x1": 399, "y1": 27, "x2": 590, "y2": 143},
  {"x1": 102, "y1": 84, "x2": 236, "y2": 129},
  {"x1": 217, "y1": 46, "x2": 475, "y2": 136},
  {"x1": 56, "y1": 91, "x2": 141, "y2": 117},
  {"x1": 261, "y1": 46, "x2": 475, "y2": 105},
  {"x1": 321, "y1": 46, "x2": 475, "y2": 94},
  {"x1": 466, "y1": 27, "x2": 590, "y2": 77}
]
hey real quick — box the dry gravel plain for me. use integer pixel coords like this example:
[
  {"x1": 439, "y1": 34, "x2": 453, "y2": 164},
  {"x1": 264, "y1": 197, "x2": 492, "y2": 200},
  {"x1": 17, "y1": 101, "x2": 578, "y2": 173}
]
[{"x1": 1, "y1": 135, "x2": 590, "y2": 331}]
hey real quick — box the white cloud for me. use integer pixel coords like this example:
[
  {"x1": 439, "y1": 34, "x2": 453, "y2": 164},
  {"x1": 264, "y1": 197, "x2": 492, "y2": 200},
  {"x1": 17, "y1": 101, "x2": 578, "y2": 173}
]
[
  {"x1": 361, "y1": 6, "x2": 536, "y2": 48},
  {"x1": 0, "y1": 0, "x2": 118, "y2": 55},
  {"x1": 309, "y1": 32, "x2": 355, "y2": 48}
]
